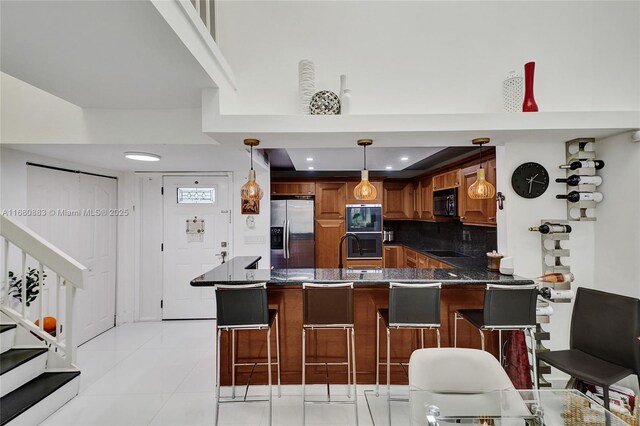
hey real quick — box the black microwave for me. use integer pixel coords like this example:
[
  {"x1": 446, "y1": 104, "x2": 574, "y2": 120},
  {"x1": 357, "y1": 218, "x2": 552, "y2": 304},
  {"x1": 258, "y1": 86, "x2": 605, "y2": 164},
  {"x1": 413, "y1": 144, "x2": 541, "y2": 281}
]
[{"x1": 433, "y1": 188, "x2": 458, "y2": 216}]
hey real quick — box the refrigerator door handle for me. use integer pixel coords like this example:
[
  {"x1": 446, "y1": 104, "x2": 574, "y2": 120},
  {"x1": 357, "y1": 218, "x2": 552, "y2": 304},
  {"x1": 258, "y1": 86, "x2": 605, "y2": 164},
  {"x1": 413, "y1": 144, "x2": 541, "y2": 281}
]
[{"x1": 285, "y1": 220, "x2": 291, "y2": 259}]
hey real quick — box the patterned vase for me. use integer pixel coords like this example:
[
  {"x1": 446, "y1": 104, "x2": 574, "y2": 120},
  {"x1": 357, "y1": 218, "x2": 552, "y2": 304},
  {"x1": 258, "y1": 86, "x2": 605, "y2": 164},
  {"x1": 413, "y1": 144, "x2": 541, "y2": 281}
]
[{"x1": 522, "y1": 62, "x2": 539, "y2": 112}]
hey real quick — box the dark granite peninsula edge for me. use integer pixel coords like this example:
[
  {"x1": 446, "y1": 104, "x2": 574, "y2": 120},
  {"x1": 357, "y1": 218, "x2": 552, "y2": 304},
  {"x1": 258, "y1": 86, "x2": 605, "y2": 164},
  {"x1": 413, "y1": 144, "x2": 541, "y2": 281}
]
[
  {"x1": 191, "y1": 257, "x2": 535, "y2": 387},
  {"x1": 191, "y1": 257, "x2": 534, "y2": 286}
]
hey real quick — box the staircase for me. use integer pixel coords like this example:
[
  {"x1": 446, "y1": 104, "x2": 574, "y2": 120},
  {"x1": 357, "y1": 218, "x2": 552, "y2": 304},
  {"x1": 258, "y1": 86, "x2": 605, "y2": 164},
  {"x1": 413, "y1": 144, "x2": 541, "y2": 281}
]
[{"x1": 1, "y1": 214, "x2": 86, "y2": 424}]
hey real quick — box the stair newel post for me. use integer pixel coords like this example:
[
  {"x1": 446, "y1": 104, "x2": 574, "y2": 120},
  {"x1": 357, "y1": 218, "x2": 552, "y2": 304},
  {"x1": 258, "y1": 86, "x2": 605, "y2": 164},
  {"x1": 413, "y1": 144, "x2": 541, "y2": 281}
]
[
  {"x1": 21, "y1": 251, "x2": 27, "y2": 316},
  {"x1": 64, "y1": 279, "x2": 76, "y2": 367},
  {"x1": 38, "y1": 262, "x2": 44, "y2": 331}
]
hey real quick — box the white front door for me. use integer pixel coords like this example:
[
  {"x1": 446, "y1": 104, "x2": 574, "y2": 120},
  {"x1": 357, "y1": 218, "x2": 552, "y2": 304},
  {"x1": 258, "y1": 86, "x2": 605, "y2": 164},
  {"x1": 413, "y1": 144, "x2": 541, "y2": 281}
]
[
  {"x1": 27, "y1": 166, "x2": 117, "y2": 345},
  {"x1": 162, "y1": 175, "x2": 230, "y2": 319}
]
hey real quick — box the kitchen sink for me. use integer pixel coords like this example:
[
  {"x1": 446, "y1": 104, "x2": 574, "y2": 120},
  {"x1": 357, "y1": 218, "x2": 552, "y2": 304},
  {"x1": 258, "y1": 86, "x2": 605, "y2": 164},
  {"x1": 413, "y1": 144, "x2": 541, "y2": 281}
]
[{"x1": 424, "y1": 250, "x2": 469, "y2": 258}]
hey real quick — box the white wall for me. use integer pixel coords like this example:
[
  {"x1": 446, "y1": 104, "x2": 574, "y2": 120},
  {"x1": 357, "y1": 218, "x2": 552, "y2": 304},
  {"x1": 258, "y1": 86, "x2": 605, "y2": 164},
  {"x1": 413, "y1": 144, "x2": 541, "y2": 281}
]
[
  {"x1": 594, "y1": 131, "x2": 640, "y2": 392},
  {"x1": 594, "y1": 131, "x2": 640, "y2": 299},
  {"x1": 1, "y1": 72, "x2": 218, "y2": 146},
  {"x1": 0, "y1": 147, "x2": 137, "y2": 324},
  {"x1": 498, "y1": 138, "x2": 596, "y2": 384},
  {"x1": 217, "y1": 1, "x2": 640, "y2": 115},
  {"x1": 135, "y1": 169, "x2": 270, "y2": 321}
]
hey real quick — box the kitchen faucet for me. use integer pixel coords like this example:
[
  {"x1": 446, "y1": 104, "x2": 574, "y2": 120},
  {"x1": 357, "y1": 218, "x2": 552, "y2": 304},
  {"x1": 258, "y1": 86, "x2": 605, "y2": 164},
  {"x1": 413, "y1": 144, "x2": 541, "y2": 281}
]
[{"x1": 338, "y1": 233, "x2": 362, "y2": 269}]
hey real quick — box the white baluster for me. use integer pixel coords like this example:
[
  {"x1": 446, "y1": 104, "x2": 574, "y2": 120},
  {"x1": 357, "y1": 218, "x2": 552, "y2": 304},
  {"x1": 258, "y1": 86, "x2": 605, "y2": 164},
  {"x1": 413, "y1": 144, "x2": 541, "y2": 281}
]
[
  {"x1": 56, "y1": 275, "x2": 62, "y2": 341},
  {"x1": 38, "y1": 262, "x2": 44, "y2": 331},
  {"x1": 3, "y1": 239, "x2": 8, "y2": 304},
  {"x1": 21, "y1": 251, "x2": 26, "y2": 316}
]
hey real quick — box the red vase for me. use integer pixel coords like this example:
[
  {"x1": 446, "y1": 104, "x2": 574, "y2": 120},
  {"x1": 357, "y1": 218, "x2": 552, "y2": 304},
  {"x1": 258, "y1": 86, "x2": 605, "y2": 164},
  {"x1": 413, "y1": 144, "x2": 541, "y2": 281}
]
[{"x1": 522, "y1": 62, "x2": 539, "y2": 112}]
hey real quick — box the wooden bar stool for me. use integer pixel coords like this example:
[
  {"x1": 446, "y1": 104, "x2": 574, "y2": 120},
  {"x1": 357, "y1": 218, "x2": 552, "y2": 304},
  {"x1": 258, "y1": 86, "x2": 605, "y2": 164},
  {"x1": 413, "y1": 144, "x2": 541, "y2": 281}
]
[
  {"x1": 302, "y1": 282, "x2": 358, "y2": 425},
  {"x1": 214, "y1": 283, "x2": 281, "y2": 426},
  {"x1": 454, "y1": 283, "x2": 538, "y2": 388},
  {"x1": 376, "y1": 282, "x2": 442, "y2": 395}
]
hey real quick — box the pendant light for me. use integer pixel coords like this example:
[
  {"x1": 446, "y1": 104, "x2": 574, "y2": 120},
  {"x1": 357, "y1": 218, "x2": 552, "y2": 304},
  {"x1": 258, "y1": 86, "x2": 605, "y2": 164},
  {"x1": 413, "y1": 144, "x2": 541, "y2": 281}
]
[
  {"x1": 467, "y1": 137, "x2": 496, "y2": 200},
  {"x1": 353, "y1": 139, "x2": 378, "y2": 200},
  {"x1": 240, "y1": 139, "x2": 264, "y2": 202}
]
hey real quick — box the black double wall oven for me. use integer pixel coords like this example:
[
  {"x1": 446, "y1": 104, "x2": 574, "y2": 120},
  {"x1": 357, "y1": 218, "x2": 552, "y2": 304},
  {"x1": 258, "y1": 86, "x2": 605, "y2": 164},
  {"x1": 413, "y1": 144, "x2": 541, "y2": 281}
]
[{"x1": 345, "y1": 204, "x2": 383, "y2": 259}]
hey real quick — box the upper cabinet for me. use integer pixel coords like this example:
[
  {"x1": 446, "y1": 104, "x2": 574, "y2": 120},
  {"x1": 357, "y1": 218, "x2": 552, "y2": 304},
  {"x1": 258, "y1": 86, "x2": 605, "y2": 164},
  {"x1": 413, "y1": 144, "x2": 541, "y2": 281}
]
[
  {"x1": 418, "y1": 177, "x2": 434, "y2": 221},
  {"x1": 432, "y1": 169, "x2": 461, "y2": 191},
  {"x1": 346, "y1": 181, "x2": 383, "y2": 204},
  {"x1": 383, "y1": 181, "x2": 414, "y2": 219},
  {"x1": 459, "y1": 158, "x2": 497, "y2": 227},
  {"x1": 315, "y1": 182, "x2": 346, "y2": 219},
  {"x1": 271, "y1": 181, "x2": 315, "y2": 196}
]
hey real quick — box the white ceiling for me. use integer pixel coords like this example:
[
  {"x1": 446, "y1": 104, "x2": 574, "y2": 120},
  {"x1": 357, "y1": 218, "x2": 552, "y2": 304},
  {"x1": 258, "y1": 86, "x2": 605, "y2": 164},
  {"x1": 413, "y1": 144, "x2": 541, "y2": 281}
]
[
  {"x1": 287, "y1": 147, "x2": 444, "y2": 171},
  {"x1": 0, "y1": 1, "x2": 214, "y2": 108},
  {"x1": 3, "y1": 144, "x2": 256, "y2": 173}
]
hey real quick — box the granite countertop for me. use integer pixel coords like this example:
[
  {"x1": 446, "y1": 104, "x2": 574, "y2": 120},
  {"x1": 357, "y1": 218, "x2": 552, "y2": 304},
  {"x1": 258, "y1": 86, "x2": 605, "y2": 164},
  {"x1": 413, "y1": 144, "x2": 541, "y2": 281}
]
[
  {"x1": 190, "y1": 256, "x2": 533, "y2": 287},
  {"x1": 383, "y1": 241, "x2": 488, "y2": 269}
]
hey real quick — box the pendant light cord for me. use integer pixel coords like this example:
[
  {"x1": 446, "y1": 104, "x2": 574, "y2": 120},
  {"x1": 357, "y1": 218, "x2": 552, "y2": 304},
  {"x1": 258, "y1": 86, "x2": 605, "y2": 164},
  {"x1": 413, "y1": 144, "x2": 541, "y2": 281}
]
[
  {"x1": 364, "y1": 143, "x2": 367, "y2": 171},
  {"x1": 479, "y1": 143, "x2": 483, "y2": 169},
  {"x1": 250, "y1": 145, "x2": 254, "y2": 170}
]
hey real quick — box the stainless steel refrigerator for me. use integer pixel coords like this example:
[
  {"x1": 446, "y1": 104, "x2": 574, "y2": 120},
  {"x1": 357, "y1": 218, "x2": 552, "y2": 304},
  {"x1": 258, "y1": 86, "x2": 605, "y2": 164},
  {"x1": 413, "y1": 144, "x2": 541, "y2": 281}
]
[{"x1": 270, "y1": 199, "x2": 315, "y2": 269}]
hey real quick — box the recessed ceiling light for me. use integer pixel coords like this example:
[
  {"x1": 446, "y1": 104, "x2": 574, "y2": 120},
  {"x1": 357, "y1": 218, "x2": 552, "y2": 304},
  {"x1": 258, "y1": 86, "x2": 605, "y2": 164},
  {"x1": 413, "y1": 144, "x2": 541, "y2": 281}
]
[
  {"x1": 306, "y1": 157, "x2": 314, "y2": 161},
  {"x1": 308, "y1": 166, "x2": 314, "y2": 170},
  {"x1": 385, "y1": 166, "x2": 393, "y2": 170},
  {"x1": 400, "y1": 157, "x2": 409, "y2": 161},
  {"x1": 124, "y1": 152, "x2": 161, "y2": 162}
]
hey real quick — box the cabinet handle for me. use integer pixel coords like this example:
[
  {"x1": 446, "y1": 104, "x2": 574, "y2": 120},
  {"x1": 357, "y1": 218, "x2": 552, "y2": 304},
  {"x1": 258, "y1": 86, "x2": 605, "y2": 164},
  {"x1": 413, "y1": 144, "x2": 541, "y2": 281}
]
[
  {"x1": 489, "y1": 217, "x2": 496, "y2": 221},
  {"x1": 460, "y1": 216, "x2": 466, "y2": 219}
]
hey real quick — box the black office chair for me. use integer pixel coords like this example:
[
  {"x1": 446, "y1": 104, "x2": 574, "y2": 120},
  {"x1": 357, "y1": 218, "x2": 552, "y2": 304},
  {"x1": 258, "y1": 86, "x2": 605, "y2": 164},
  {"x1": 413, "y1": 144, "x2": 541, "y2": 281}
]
[
  {"x1": 376, "y1": 282, "x2": 442, "y2": 395},
  {"x1": 537, "y1": 287, "x2": 640, "y2": 411},
  {"x1": 214, "y1": 283, "x2": 281, "y2": 426},
  {"x1": 454, "y1": 283, "x2": 539, "y2": 388}
]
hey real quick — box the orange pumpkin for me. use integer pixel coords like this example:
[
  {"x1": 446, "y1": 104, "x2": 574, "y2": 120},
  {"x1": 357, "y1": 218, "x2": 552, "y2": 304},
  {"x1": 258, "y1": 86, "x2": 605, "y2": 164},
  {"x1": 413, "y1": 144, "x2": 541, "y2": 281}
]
[{"x1": 35, "y1": 316, "x2": 58, "y2": 336}]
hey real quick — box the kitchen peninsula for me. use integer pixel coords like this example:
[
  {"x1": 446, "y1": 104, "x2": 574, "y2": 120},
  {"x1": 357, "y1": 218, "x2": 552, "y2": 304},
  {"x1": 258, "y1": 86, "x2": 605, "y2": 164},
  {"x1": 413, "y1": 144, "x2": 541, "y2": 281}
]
[{"x1": 191, "y1": 256, "x2": 534, "y2": 386}]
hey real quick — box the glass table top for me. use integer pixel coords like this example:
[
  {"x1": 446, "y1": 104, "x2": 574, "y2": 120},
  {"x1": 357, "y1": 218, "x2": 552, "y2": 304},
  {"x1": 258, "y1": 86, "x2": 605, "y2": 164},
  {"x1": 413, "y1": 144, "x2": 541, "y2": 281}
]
[{"x1": 364, "y1": 388, "x2": 631, "y2": 425}]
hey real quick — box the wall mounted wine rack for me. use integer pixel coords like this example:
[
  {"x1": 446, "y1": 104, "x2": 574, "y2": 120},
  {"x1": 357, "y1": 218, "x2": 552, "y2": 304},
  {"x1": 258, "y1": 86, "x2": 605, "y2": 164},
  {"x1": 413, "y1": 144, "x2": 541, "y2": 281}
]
[
  {"x1": 534, "y1": 219, "x2": 574, "y2": 387},
  {"x1": 539, "y1": 219, "x2": 572, "y2": 297},
  {"x1": 563, "y1": 137, "x2": 599, "y2": 221}
]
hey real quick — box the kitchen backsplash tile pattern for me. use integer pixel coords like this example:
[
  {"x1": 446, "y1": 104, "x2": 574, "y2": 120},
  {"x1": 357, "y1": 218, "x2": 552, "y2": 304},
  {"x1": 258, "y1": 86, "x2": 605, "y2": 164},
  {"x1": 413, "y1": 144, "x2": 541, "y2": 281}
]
[{"x1": 386, "y1": 220, "x2": 497, "y2": 258}]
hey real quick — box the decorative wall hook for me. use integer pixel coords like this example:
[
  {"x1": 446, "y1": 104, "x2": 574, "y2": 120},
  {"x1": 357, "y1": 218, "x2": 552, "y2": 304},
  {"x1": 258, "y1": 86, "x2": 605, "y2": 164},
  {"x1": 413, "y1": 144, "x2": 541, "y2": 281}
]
[{"x1": 496, "y1": 192, "x2": 505, "y2": 210}]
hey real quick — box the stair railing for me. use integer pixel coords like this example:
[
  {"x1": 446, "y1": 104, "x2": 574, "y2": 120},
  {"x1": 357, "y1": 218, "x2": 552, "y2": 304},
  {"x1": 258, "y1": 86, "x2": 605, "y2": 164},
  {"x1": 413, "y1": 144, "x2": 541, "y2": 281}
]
[{"x1": 0, "y1": 214, "x2": 86, "y2": 368}]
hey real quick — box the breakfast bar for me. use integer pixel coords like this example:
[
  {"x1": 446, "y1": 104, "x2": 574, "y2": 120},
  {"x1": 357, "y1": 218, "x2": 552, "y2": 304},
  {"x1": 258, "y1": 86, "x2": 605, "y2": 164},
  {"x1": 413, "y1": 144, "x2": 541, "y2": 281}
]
[{"x1": 191, "y1": 256, "x2": 535, "y2": 386}]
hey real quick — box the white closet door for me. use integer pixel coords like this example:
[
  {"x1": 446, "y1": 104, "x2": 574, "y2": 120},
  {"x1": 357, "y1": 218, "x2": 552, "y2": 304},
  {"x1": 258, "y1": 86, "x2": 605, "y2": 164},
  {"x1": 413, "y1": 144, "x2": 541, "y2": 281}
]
[{"x1": 27, "y1": 166, "x2": 117, "y2": 344}]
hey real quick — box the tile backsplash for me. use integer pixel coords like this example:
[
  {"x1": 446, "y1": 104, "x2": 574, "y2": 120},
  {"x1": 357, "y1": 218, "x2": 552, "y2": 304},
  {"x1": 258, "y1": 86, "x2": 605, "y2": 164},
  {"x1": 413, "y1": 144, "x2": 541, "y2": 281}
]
[{"x1": 385, "y1": 220, "x2": 497, "y2": 258}]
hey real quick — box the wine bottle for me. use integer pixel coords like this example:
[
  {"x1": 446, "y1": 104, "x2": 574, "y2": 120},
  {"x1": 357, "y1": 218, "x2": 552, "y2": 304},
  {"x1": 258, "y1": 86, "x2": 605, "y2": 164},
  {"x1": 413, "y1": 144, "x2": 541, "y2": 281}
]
[
  {"x1": 556, "y1": 191, "x2": 603, "y2": 203},
  {"x1": 536, "y1": 305, "x2": 554, "y2": 316},
  {"x1": 559, "y1": 160, "x2": 605, "y2": 170},
  {"x1": 528, "y1": 223, "x2": 572, "y2": 234},
  {"x1": 539, "y1": 287, "x2": 575, "y2": 301},
  {"x1": 556, "y1": 175, "x2": 603, "y2": 187},
  {"x1": 536, "y1": 272, "x2": 575, "y2": 283}
]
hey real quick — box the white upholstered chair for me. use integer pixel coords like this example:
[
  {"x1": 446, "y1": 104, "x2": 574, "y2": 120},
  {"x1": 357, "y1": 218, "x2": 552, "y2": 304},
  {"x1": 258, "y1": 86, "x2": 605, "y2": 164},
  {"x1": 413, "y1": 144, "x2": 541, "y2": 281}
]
[{"x1": 408, "y1": 348, "x2": 529, "y2": 424}]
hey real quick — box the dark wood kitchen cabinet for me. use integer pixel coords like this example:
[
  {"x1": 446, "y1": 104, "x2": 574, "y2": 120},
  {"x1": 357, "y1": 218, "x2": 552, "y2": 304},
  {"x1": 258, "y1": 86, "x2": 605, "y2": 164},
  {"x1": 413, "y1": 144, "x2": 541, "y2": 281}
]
[
  {"x1": 383, "y1": 245, "x2": 404, "y2": 268},
  {"x1": 459, "y1": 158, "x2": 497, "y2": 227},
  {"x1": 419, "y1": 176, "x2": 435, "y2": 220},
  {"x1": 315, "y1": 219, "x2": 344, "y2": 268},
  {"x1": 315, "y1": 183, "x2": 347, "y2": 267},
  {"x1": 315, "y1": 182, "x2": 346, "y2": 220},
  {"x1": 383, "y1": 181, "x2": 414, "y2": 219},
  {"x1": 404, "y1": 247, "x2": 418, "y2": 268},
  {"x1": 432, "y1": 169, "x2": 461, "y2": 191},
  {"x1": 271, "y1": 181, "x2": 315, "y2": 196}
]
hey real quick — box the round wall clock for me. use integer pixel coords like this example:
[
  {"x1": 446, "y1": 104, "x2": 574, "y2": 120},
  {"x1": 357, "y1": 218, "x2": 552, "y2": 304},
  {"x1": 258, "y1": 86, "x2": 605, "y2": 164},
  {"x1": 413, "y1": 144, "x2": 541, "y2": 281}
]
[{"x1": 511, "y1": 162, "x2": 549, "y2": 198}]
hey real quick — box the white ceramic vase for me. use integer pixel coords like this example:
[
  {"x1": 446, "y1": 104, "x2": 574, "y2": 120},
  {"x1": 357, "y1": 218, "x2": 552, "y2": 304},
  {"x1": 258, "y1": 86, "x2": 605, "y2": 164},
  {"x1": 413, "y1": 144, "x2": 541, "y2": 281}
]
[{"x1": 298, "y1": 60, "x2": 315, "y2": 114}]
